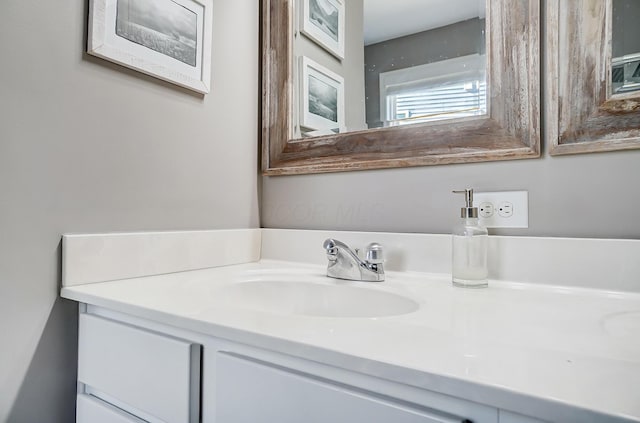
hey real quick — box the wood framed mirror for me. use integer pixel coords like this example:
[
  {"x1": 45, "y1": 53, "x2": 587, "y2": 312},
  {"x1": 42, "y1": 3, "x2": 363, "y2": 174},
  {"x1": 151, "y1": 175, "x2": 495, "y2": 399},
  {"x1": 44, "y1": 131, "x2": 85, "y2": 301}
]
[
  {"x1": 548, "y1": 0, "x2": 640, "y2": 155},
  {"x1": 262, "y1": 0, "x2": 540, "y2": 175}
]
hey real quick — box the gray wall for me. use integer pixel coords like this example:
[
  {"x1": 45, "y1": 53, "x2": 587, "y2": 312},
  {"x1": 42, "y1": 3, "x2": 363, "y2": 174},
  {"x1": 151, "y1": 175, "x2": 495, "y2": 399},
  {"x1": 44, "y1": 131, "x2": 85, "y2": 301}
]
[
  {"x1": 263, "y1": 2, "x2": 640, "y2": 240},
  {"x1": 262, "y1": 152, "x2": 640, "y2": 239},
  {"x1": 0, "y1": 1, "x2": 259, "y2": 421},
  {"x1": 364, "y1": 18, "x2": 485, "y2": 128},
  {"x1": 294, "y1": 0, "x2": 366, "y2": 135}
]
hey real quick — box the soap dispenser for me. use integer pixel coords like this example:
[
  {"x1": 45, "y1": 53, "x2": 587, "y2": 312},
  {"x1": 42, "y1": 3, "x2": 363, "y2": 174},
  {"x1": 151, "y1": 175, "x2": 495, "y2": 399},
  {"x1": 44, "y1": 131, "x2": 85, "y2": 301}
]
[{"x1": 452, "y1": 189, "x2": 488, "y2": 288}]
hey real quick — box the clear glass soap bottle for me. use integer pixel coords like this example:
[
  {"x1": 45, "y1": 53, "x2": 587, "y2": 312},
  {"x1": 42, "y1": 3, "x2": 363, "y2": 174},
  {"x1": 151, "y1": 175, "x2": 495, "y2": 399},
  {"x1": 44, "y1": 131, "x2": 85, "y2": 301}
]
[{"x1": 452, "y1": 189, "x2": 488, "y2": 288}]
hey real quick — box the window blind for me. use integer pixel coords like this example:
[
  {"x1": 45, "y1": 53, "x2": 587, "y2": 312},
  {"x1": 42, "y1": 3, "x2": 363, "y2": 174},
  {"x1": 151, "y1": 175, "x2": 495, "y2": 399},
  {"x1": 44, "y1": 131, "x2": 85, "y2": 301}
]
[{"x1": 388, "y1": 79, "x2": 487, "y2": 125}]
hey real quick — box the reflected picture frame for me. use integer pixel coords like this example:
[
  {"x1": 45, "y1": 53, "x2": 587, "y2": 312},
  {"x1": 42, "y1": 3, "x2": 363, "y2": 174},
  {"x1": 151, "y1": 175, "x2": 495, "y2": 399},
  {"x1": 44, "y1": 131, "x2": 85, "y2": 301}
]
[
  {"x1": 301, "y1": 0, "x2": 345, "y2": 60},
  {"x1": 88, "y1": 0, "x2": 213, "y2": 94},
  {"x1": 300, "y1": 56, "x2": 345, "y2": 134}
]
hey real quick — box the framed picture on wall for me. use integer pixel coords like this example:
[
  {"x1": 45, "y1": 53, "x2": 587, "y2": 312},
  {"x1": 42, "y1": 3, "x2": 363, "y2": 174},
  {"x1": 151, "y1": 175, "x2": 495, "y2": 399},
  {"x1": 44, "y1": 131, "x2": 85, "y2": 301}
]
[
  {"x1": 87, "y1": 0, "x2": 213, "y2": 94},
  {"x1": 301, "y1": 0, "x2": 345, "y2": 59},
  {"x1": 299, "y1": 56, "x2": 345, "y2": 133}
]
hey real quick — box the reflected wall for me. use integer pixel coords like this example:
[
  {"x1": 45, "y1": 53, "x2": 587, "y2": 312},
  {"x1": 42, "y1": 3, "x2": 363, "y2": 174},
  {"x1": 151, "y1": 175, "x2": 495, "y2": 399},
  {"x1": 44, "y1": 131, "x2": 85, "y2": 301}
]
[{"x1": 365, "y1": 18, "x2": 486, "y2": 128}]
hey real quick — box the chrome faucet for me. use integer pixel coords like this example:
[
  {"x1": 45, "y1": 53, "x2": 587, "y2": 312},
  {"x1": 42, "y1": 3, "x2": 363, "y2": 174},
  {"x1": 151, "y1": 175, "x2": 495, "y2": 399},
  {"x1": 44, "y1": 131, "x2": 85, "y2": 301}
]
[{"x1": 322, "y1": 239, "x2": 385, "y2": 282}]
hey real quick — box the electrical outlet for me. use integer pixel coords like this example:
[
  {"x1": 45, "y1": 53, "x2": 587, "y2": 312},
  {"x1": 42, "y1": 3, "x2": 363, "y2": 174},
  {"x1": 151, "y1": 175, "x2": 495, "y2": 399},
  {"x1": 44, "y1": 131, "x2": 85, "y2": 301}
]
[
  {"x1": 479, "y1": 202, "x2": 494, "y2": 218},
  {"x1": 498, "y1": 202, "x2": 513, "y2": 218},
  {"x1": 474, "y1": 191, "x2": 528, "y2": 228}
]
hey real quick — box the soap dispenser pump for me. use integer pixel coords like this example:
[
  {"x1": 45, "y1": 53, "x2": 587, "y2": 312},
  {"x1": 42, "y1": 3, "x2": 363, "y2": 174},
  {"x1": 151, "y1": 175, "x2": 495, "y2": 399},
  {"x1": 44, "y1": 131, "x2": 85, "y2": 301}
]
[{"x1": 452, "y1": 189, "x2": 488, "y2": 288}]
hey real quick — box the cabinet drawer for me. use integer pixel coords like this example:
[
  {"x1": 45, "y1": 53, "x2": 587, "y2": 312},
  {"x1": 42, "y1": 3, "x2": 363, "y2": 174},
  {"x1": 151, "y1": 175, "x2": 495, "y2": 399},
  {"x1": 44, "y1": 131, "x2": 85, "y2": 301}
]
[
  {"x1": 215, "y1": 352, "x2": 473, "y2": 423},
  {"x1": 77, "y1": 394, "x2": 144, "y2": 423},
  {"x1": 78, "y1": 313, "x2": 200, "y2": 423}
]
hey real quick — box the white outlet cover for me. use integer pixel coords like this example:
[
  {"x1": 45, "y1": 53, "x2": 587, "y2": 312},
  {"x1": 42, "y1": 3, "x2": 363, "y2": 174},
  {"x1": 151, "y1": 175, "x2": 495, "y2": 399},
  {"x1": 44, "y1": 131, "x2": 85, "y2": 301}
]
[
  {"x1": 498, "y1": 202, "x2": 514, "y2": 218},
  {"x1": 474, "y1": 191, "x2": 528, "y2": 228},
  {"x1": 478, "y1": 202, "x2": 494, "y2": 218}
]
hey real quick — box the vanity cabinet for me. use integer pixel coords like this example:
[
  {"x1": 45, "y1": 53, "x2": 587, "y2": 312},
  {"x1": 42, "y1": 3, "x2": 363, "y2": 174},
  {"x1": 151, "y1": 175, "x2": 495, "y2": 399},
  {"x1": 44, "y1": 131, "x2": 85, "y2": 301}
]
[
  {"x1": 216, "y1": 352, "x2": 479, "y2": 423},
  {"x1": 75, "y1": 305, "x2": 546, "y2": 423},
  {"x1": 76, "y1": 394, "x2": 145, "y2": 423},
  {"x1": 77, "y1": 313, "x2": 201, "y2": 423}
]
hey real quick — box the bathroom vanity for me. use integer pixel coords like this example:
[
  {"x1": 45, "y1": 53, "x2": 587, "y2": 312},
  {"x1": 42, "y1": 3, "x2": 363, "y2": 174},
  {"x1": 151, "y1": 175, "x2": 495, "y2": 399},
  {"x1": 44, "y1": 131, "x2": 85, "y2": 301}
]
[{"x1": 60, "y1": 229, "x2": 640, "y2": 423}]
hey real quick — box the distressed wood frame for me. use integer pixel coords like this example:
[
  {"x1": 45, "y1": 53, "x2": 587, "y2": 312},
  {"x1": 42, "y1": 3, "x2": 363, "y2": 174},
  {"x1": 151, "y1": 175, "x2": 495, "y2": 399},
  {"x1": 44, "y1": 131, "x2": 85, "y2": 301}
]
[
  {"x1": 548, "y1": 0, "x2": 640, "y2": 155},
  {"x1": 262, "y1": 0, "x2": 540, "y2": 175}
]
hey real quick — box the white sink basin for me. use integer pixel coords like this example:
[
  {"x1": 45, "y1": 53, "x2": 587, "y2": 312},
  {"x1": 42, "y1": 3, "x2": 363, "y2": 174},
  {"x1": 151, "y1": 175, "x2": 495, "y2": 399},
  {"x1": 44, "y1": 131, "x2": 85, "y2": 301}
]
[{"x1": 212, "y1": 280, "x2": 419, "y2": 318}]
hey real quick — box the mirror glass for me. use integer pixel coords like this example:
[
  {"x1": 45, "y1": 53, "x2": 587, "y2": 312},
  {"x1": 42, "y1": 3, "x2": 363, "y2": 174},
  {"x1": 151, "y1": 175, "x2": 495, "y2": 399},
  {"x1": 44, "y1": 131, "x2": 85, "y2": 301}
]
[
  {"x1": 611, "y1": 0, "x2": 640, "y2": 95},
  {"x1": 293, "y1": 0, "x2": 486, "y2": 138}
]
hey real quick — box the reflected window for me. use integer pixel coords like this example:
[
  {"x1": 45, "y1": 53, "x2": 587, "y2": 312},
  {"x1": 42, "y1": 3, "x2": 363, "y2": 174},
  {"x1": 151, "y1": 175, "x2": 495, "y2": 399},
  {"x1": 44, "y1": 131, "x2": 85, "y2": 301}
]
[
  {"x1": 379, "y1": 54, "x2": 486, "y2": 126},
  {"x1": 385, "y1": 78, "x2": 486, "y2": 126},
  {"x1": 364, "y1": 13, "x2": 486, "y2": 129},
  {"x1": 612, "y1": 54, "x2": 640, "y2": 94}
]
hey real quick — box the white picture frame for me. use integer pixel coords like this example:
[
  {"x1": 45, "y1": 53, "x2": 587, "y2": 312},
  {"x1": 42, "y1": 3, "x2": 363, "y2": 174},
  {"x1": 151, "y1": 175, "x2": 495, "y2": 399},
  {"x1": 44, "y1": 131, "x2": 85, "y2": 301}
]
[
  {"x1": 301, "y1": 0, "x2": 345, "y2": 60},
  {"x1": 300, "y1": 56, "x2": 345, "y2": 133},
  {"x1": 88, "y1": 0, "x2": 212, "y2": 94}
]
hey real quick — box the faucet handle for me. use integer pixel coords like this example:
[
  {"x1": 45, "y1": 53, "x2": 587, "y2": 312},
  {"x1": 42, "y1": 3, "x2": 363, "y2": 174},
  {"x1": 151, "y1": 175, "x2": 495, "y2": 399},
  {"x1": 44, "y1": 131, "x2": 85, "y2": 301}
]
[
  {"x1": 365, "y1": 243, "x2": 384, "y2": 265},
  {"x1": 323, "y1": 239, "x2": 338, "y2": 261},
  {"x1": 323, "y1": 238, "x2": 336, "y2": 251}
]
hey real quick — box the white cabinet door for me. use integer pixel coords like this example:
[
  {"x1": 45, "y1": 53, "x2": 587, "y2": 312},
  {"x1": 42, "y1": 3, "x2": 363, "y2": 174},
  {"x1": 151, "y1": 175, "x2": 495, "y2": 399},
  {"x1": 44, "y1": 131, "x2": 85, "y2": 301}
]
[
  {"x1": 76, "y1": 395, "x2": 145, "y2": 423},
  {"x1": 78, "y1": 313, "x2": 200, "y2": 423},
  {"x1": 215, "y1": 352, "x2": 474, "y2": 423}
]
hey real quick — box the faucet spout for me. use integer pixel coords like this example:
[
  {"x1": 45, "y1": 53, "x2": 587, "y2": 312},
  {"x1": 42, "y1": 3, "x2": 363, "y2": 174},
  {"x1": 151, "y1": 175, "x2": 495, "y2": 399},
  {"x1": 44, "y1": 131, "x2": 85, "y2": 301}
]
[{"x1": 323, "y1": 239, "x2": 385, "y2": 282}]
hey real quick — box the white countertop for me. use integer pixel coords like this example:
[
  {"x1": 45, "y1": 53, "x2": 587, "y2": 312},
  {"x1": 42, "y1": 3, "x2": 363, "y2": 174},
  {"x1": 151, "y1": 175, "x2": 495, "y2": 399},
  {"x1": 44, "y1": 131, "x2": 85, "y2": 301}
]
[{"x1": 61, "y1": 259, "x2": 640, "y2": 423}]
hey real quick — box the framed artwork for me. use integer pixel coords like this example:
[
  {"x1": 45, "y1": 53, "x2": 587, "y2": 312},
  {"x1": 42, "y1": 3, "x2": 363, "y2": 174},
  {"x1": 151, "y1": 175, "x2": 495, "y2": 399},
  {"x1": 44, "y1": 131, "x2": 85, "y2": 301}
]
[
  {"x1": 299, "y1": 56, "x2": 345, "y2": 133},
  {"x1": 301, "y1": 0, "x2": 345, "y2": 59},
  {"x1": 88, "y1": 0, "x2": 212, "y2": 94}
]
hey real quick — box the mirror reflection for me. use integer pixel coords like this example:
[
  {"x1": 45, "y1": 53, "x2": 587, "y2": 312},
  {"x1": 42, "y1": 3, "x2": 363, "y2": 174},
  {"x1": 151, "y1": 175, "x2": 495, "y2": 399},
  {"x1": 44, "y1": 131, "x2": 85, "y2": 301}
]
[
  {"x1": 612, "y1": 0, "x2": 640, "y2": 95},
  {"x1": 293, "y1": 0, "x2": 486, "y2": 138}
]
